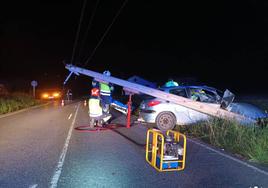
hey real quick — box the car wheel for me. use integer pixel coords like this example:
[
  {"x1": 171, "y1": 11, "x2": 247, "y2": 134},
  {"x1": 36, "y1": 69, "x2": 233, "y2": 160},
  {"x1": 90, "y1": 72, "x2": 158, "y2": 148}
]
[{"x1": 155, "y1": 111, "x2": 176, "y2": 131}]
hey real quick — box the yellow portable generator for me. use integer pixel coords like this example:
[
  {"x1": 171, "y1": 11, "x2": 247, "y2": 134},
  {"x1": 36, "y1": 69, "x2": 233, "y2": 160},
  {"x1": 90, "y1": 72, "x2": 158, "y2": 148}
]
[{"x1": 146, "y1": 129, "x2": 186, "y2": 172}]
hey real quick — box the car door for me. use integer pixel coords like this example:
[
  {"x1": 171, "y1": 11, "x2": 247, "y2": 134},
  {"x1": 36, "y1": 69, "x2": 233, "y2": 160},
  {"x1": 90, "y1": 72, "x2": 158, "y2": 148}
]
[
  {"x1": 187, "y1": 87, "x2": 216, "y2": 123},
  {"x1": 169, "y1": 88, "x2": 199, "y2": 124}
]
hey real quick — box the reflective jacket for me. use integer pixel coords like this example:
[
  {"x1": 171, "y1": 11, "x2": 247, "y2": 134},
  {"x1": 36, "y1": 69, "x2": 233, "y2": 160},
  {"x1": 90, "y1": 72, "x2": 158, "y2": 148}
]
[
  {"x1": 99, "y1": 82, "x2": 112, "y2": 96},
  {"x1": 88, "y1": 98, "x2": 103, "y2": 117}
]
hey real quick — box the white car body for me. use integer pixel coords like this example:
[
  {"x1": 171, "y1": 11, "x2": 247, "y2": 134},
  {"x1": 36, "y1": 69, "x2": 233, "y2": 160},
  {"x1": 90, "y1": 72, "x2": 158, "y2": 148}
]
[{"x1": 138, "y1": 86, "x2": 267, "y2": 131}]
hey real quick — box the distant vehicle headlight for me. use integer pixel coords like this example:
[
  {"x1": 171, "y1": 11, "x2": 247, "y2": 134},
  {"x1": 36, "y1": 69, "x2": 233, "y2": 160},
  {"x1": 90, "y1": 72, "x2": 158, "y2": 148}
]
[
  {"x1": 42, "y1": 93, "x2": 49, "y2": 99},
  {"x1": 53, "y1": 92, "x2": 60, "y2": 98}
]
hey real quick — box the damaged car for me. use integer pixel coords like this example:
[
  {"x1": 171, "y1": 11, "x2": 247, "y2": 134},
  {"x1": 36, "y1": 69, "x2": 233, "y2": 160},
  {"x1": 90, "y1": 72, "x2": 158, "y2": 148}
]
[{"x1": 138, "y1": 85, "x2": 268, "y2": 131}]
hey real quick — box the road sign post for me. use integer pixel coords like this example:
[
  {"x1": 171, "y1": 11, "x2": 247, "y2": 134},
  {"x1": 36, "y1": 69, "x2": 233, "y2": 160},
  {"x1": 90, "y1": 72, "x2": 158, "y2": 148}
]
[{"x1": 31, "y1": 80, "x2": 38, "y2": 98}]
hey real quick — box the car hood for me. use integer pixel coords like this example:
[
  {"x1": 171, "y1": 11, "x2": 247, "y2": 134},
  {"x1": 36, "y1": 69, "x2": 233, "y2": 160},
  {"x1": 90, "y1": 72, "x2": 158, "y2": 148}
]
[{"x1": 227, "y1": 102, "x2": 268, "y2": 119}]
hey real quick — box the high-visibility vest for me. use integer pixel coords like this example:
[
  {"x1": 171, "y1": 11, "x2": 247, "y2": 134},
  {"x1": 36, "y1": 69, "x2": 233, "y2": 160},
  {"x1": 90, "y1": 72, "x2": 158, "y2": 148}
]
[
  {"x1": 88, "y1": 98, "x2": 102, "y2": 117},
  {"x1": 99, "y1": 82, "x2": 111, "y2": 96}
]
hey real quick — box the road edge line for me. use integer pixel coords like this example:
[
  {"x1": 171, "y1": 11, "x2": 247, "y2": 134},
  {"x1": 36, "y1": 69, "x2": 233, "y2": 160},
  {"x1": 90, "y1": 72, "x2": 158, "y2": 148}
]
[
  {"x1": 188, "y1": 138, "x2": 268, "y2": 176},
  {"x1": 49, "y1": 103, "x2": 80, "y2": 188}
]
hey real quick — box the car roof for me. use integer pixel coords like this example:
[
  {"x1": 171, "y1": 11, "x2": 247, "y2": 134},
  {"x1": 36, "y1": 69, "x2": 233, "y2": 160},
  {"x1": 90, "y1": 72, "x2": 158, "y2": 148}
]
[{"x1": 160, "y1": 85, "x2": 221, "y2": 93}]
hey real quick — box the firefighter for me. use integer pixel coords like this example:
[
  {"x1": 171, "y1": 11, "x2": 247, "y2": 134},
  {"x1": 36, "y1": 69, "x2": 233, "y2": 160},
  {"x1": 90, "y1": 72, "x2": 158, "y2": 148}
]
[
  {"x1": 191, "y1": 89, "x2": 206, "y2": 101},
  {"x1": 92, "y1": 78, "x2": 99, "y2": 88},
  {"x1": 88, "y1": 88, "x2": 103, "y2": 124},
  {"x1": 88, "y1": 87, "x2": 112, "y2": 127},
  {"x1": 99, "y1": 70, "x2": 114, "y2": 113}
]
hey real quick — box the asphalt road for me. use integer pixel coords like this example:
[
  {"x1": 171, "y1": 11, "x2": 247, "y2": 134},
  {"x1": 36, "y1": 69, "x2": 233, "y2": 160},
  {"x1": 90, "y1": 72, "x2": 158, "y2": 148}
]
[{"x1": 0, "y1": 101, "x2": 268, "y2": 188}]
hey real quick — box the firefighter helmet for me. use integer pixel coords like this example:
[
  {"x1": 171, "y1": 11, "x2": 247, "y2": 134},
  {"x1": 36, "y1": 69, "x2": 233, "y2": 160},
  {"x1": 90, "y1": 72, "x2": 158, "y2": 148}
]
[{"x1": 103, "y1": 70, "x2": 111, "y2": 76}]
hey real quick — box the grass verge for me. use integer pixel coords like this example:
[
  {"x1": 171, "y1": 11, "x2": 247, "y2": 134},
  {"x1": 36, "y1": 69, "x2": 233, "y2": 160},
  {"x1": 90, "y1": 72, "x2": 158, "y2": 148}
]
[
  {"x1": 176, "y1": 118, "x2": 268, "y2": 165},
  {"x1": 0, "y1": 92, "x2": 42, "y2": 115}
]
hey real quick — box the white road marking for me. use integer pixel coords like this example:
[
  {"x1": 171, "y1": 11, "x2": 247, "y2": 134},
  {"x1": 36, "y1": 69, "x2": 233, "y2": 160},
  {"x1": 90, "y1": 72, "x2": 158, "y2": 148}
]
[
  {"x1": 189, "y1": 138, "x2": 268, "y2": 176},
  {"x1": 49, "y1": 104, "x2": 80, "y2": 188},
  {"x1": 68, "y1": 113, "x2": 72, "y2": 120},
  {"x1": 29, "y1": 184, "x2": 38, "y2": 188}
]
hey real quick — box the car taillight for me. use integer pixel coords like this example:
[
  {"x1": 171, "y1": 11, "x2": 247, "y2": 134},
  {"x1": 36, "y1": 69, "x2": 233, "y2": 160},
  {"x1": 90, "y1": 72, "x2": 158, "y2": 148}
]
[{"x1": 147, "y1": 100, "x2": 161, "y2": 107}]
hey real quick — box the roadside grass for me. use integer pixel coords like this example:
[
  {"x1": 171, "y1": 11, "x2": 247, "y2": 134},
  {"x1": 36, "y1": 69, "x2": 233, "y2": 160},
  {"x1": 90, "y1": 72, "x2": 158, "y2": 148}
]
[
  {"x1": 176, "y1": 118, "x2": 268, "y2": 165},
  {"x1": 0, "y1": 92, "x2": 42, "y2": 115}
]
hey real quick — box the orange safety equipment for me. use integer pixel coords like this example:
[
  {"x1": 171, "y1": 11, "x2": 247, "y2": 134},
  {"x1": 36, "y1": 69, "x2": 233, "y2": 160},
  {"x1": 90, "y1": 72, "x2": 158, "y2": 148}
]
[{"x1": 91, "y1": 88, "x2": 100, "y2": 97}]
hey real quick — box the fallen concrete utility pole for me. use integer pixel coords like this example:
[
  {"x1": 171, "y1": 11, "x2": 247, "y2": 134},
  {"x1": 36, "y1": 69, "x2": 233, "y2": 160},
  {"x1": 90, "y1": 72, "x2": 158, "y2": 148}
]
[{"x1": 65, "y1": 64, "x2": 254, "y2": 124}]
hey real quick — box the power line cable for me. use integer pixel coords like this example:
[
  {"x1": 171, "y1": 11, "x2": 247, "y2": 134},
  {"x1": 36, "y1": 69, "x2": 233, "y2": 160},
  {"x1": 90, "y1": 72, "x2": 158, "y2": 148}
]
[
  {"x1": 77, "y1": 0, "x2": 100, "y2": 64},
  {"x1": 70, "y1": 0, "x2": 87, "y2": 65},
  {"x1": 83, "y1": 0, "x2": 129, "y2": 67},
  {"x1": 64, "y1": 0, "x2": 87, "y2": 85}
]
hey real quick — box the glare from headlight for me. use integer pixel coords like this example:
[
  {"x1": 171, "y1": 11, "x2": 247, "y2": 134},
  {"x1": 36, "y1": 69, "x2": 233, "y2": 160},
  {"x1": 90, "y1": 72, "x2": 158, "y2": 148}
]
[
  {"x1": 53, "y1": 92, "x2": 60, "y2": 97},
  {"x1": 42, "y1": 93, "x2": 49, "y2": 98}
]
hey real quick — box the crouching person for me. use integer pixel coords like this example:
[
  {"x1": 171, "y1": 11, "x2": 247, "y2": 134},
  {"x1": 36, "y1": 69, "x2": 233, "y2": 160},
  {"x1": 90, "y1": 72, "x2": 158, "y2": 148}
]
[{"x1": 88, "y1": 87, "x2": 112, "y2": 128}]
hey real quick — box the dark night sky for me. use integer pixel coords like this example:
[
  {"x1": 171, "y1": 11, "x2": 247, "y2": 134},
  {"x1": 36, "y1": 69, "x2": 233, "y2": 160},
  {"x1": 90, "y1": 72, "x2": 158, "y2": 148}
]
[{"x1": 0, "y1": 0, "x2": 268, "y2": 95}]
